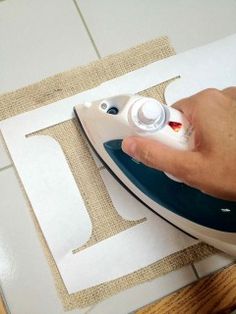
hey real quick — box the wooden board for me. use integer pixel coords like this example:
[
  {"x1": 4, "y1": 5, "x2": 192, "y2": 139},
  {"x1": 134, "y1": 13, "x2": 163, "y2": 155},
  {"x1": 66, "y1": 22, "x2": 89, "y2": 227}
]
[
  {"x1": 0, "y1": 296, "x2": 7, "y2": 314},
  {"x1": 137, "y1": 264, "x2": 236, "y2": 314}
]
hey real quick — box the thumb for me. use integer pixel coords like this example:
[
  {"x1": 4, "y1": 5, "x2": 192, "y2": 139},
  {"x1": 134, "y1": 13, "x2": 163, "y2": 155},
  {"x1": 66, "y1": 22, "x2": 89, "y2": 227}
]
[{"x1": 122, "y1": 136, "x2": 202, "y2": 183}]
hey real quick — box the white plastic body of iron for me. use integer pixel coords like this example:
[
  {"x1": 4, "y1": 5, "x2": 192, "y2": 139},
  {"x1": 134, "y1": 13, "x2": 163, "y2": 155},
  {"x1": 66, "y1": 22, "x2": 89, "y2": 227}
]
[
  {"x1": 74, "y1": 94, "x2": 236, "y2": 257},
  {"x1": 77, "y1": 94, "x2": 193, "y2": 182}
]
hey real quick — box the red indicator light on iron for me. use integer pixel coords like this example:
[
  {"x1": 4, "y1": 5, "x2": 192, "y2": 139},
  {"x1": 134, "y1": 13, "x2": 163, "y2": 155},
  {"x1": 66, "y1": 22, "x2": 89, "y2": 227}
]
[{"x1": 168, "y1": 121, "x2": 182, "y2": 132}]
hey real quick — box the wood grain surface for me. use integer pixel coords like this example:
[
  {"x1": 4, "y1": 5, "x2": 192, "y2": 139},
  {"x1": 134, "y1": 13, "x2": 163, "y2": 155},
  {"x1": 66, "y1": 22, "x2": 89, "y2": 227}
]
[
  {"x1": 137, "y1": 264, "x2": 236, "y2": 314},
  {"x1": 0, "y1": 296, "x2": 6, "y2": 314}
]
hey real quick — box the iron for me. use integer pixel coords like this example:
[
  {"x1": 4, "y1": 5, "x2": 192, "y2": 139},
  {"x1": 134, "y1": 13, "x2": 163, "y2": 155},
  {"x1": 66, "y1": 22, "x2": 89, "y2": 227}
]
[{"x1": 74, "y1": 94, "x2": 236, "y2": 256}]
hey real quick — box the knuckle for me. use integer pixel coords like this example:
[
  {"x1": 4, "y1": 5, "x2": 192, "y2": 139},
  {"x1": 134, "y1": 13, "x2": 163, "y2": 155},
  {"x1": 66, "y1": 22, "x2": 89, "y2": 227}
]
[
  {"x1": 202, "y1": 88, "x2": 220, "y2": 95},
  {"x1": 191, "y1": 88, "x2": 223, "y2": 112},
  {"x1": 142, "y1": 149, "x2": 154, "y2": 166},
  {"x1": 138, "y1": 146, "x2": 156, "y2": 167},
  {"x1": 198, "y1": 88, "x2": 221, "y2": 100},
  {"x1": 223, "y1": 86, "x2": 236, "y2": 92}
]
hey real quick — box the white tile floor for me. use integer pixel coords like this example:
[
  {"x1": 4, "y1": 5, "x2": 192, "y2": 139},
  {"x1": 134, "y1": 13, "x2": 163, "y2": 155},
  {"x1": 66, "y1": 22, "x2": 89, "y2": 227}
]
[
  {"x1": 0, "y1": 167, "x2": 91, "y2": 314},
  {"x1": 0, "y1": 137, "x2": 11, "y2": 169},
  {"x1": 0, "y1": 1, "x2": 236, "y2": 313},
  {"x1": 0, "y1": 0, "x2": 98, "y2": 94},
  {"x1": 194, "y1": 253, "x2": 235, "y2": 278},
  {"x1": 77, "y1": 0, "x2": 236, "y2": 56}
]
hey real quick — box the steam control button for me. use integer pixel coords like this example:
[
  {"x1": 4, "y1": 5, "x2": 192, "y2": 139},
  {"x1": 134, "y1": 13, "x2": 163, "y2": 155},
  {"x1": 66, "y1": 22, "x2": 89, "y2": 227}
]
[
  {"x1": 138, "y1": 100, "x2": 162, "y2": 124},
  {"x1": 128, "y1": 97, "x2": 167, "y2": 132}
]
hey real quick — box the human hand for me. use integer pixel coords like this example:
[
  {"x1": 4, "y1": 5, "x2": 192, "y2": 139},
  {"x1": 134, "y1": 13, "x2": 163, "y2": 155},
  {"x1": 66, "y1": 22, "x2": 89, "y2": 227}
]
[{"x1": 122, "y1": 88, "x2": 236, "y2": 201}]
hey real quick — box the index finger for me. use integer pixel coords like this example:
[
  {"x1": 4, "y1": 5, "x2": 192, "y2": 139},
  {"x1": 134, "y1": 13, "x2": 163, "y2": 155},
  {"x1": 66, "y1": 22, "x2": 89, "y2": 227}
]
[
  {"x1": 171, "y1": 88, "x2": 222, "y2": 123},
  {"x1": 172, "y1": 96, "x2": 195, "y2": 123},
  {"x1": 222, "y1": 86, "x2": 236, "y2": 100}
]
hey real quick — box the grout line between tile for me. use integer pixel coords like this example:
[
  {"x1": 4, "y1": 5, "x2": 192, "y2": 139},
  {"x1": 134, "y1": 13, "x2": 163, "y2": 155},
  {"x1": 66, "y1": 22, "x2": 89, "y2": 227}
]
[
  {"x1": 132, "y1": 274, "x2": 198, "y2": 314},
  {"x1": 84, "y1": 304, "x2": 97, "y2": 314},
  {"x1": 0, "y1": 164, "x2": 12, "y2": 172},
  {"x1": 72, "y1": 0, "x2": 101, "y2": 59},
  {"x1": 198, "y1": 261, "x2": 236, "y2": 280},
  {"x1": 191, "y1": 263, "x2": 200, "y2": 279}
]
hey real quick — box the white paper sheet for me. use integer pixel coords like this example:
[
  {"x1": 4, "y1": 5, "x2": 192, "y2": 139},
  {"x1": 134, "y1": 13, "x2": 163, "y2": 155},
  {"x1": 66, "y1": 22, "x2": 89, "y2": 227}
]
[{"x1": 0, "y1": 34, "x2": 236, "y2": 293}]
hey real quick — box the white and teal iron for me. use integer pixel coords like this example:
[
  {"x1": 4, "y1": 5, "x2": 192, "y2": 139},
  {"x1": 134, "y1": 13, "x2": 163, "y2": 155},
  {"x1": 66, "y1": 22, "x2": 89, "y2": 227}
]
[{"x1": 74, "y1": 94, "x2": 236, "y2": 256}]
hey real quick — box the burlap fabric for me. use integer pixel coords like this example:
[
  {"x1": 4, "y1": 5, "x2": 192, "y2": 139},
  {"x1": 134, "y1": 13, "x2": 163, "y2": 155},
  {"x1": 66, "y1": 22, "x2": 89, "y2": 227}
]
[{"x1": 0, "y1": 37, "x2": 216, "y2": 310}]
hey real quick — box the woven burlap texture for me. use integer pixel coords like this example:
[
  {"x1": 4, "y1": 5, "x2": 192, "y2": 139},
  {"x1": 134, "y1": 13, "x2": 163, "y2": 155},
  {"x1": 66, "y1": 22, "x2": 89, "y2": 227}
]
[{"x1": 0, "y1": 37, "x2": 216, "y2": 310}]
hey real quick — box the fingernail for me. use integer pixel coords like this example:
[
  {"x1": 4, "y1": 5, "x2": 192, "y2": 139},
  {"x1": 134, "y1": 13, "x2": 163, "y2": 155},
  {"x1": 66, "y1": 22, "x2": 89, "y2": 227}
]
[{"x1": 122, "y1": 138, "x2": 137, "y2": 157}]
